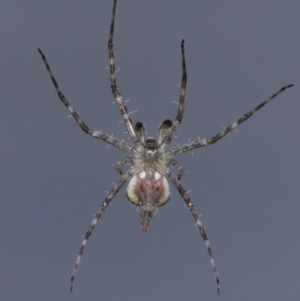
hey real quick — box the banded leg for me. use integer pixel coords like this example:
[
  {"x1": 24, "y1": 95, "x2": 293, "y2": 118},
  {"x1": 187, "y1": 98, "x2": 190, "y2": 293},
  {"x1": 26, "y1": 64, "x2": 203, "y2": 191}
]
[
  {"x1": 169, "y1": 159, "x2": 185, "y2": 180},
  {"x1": 173, "y1": 84, "x2": 294, "y2": 156},
  {"x1": 114, "y1": 157, "x2": 132, "y2": 174},
  {"x1": 38, "y1": 49, "x2": 132, "y2": 153},
  {"x1": 167, "y1": 170, "x2": 220, "y2": 294},
  {"x1": 70, "y1": 169, "x2": 134, "y2": 292},
  {"x1": 108, "y1": 0, "x2": 138, "y2": 143},
  {"x1": 175, "y1": 39, "x2": 187, "y2": 125},
  {"x1": 135, "y1": 122, "x2": 146, "y2": 143},
  {"x1": 161, "y1": 39, "x2": 187, "y2": 147},
  {"x1": 157, "y1": 119, "x2": 173, "y2": 145}
]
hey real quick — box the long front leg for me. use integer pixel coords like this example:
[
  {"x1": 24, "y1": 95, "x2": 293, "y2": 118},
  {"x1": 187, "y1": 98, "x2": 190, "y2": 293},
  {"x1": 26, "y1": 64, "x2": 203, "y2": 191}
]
[
  {"x1": 160, "y1": 40, "x2": 187, "y2": 147},
  {"x1": 173, "y1": 84, "x2": 294, "y2": 156},
  {"x1": 108, "y1": 0, "x2": 138, "y2": 143}
]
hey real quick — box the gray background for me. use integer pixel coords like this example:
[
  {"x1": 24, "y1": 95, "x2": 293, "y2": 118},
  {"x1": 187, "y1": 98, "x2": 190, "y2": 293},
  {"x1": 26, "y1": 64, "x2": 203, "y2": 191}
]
[{"x1": 1, "y1": 0, "x2": 299, "y2": 300}]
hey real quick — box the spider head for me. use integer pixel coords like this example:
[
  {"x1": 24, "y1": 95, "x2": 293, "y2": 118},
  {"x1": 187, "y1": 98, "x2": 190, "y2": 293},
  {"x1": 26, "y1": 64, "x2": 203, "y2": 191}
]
[{"x1": 141, "y1": 137, "x2": 160, "y2": 163}]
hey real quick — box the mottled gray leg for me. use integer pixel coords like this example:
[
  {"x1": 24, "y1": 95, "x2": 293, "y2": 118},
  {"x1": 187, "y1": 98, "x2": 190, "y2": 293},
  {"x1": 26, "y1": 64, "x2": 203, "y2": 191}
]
[
  {"x1": 173, "y1": 84, "x2": 294, "y2": 156},
  {"x1": 160, "y1": 40, "x2": 187, "y2": 148},
  {"x1": 175, "y1": 40, "x2": 187, "y2": 125},
  {"x1": 38, "y1": 49, "x2": 132, "y2": 153},
  {"x1": 166, "y1": 170, "x2": 220, "y2": 294},
  {"x1": 108, "y1": 0, "x2": 138, "y2": 143},
  {"x1": 135, "y1": 122, "x2": 146, "y2": 143},
  {"x1": 114, "y1": 157, "x2": 132, "y2": 174},
  {"x1": 157, "y1": 119, "x2": 173, "y2": 145},
  {"x1": 169, "y1": 159, "x2": 185, "y2": 180},
  {"x1": 70, "y1": 168, "x2": 134, "y2": 292}
]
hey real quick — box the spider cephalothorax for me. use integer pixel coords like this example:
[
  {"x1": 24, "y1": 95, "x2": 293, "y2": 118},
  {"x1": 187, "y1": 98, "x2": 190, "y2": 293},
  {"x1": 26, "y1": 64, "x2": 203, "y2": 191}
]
[{"x1": 38, "y1": 0, "x2": 293, "y2": 294}]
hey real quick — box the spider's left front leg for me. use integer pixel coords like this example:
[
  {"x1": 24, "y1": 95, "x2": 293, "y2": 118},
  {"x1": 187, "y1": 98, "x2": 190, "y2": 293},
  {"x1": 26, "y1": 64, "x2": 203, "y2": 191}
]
[{"x1": 166, "y1": 170, "x2": 220, "y2": 294}]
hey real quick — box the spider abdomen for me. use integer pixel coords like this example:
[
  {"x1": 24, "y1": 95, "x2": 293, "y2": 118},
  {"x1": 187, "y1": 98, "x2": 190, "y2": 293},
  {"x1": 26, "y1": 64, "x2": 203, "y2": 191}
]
[{"x1": 126, "y1": 168, "x2": 170, "y2": 211}]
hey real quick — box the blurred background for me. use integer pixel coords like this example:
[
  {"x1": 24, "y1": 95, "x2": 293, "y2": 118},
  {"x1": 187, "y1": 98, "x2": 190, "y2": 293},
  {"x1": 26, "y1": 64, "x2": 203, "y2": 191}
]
[{"x1": 1, "y1": 1, "x2": 299, "y2": 300}]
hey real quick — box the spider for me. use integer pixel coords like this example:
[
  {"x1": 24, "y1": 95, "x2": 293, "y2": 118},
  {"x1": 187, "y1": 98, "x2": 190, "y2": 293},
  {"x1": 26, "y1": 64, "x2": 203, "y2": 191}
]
[{"x1": 38, "y1": 0, "x2": 293, "y2": 294}]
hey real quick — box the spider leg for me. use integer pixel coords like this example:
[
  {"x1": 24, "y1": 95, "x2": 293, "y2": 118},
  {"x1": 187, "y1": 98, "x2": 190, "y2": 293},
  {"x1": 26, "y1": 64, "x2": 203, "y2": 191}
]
[
  {"x1": 114, "y1": 157, "x2": 132, "y2": 174},
  {"x1": 169, "y1": 159, "x2": 185, "y2": 180},
  {"x1": 160, "y1": 40, "x2": 187, "y2": 148},
  {"x1": 173, "y1": 84, "x2": 294, "y2": 156},
  {"x1": 38, "y1": 49, "x2": 132, "y2": 153},
  {"x1": 175, "y1": 40, "x2": 187, "y2": 125},
  {"x1": 166, "y1": 170, "x2": 220, "y2": 294},
  {"x1": 108, "y1": 0, "x2": 139, "y2": 144},
  {"x1": 135, "y1": 122, "x2": 146, "y2": 143},
  {"x1": 157, "y1": 119, "x2": 173, "y2": 145},
  {"x1": 70, "y1": 168, "x2": 134, "y2": 292}
]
